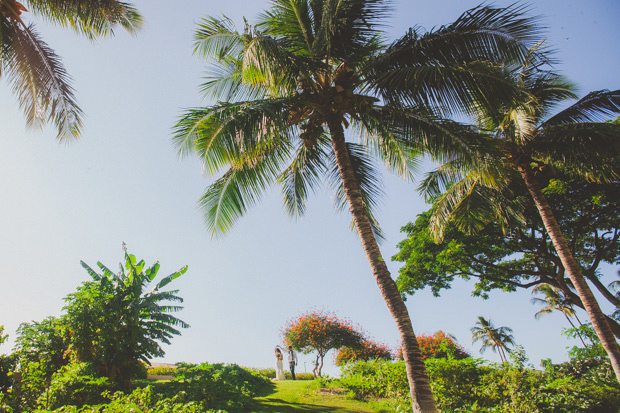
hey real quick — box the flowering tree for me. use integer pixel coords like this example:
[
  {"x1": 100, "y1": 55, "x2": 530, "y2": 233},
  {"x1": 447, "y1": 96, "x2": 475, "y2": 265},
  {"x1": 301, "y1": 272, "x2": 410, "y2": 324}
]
[
  {"x1": 283, "y1": 311, "x2": 363, "y2": 377},
  {"x1": 397, "y1": 331, "x2": 470, "y2": 361},
  {"x1": 336, "y1": 339, "x2": 393, "y2": 366}
]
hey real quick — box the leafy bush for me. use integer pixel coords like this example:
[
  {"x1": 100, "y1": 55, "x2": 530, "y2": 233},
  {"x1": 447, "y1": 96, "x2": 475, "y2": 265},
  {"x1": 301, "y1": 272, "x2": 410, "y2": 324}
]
[
  {"x1": 153, "y1": 362, "x2": 271, "y2": 410},
  {"x1": 43, "y1": 362, "x2": 116, "y2": 410},
  {"x1": 425, "y1": 357, "x2": 493, "y2": 411},
  {"x1": 40, "y1": 386, "x2": 221, "y2": 413},
  {"x1": 338, "y1": 360, "x2": 409, "y2": 403}
]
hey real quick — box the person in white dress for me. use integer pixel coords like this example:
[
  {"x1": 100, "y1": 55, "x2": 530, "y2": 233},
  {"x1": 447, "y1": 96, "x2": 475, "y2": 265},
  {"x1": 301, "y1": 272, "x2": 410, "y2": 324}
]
[{"x1": 274, "y1": 347, "x2": 285, "y2": 380}]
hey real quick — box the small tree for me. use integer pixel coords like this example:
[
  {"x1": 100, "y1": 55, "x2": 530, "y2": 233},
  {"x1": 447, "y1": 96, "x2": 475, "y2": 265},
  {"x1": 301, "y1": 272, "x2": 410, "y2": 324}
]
[
  {"x1": 283, "y1": 311, "x2": 363, "y2": 377},
  {"x1": 64, "y1": 245, "x2": 189, "y2": 387},
  {"x1": 336, "y1": 339, "x2": 392, "y2": 366}
]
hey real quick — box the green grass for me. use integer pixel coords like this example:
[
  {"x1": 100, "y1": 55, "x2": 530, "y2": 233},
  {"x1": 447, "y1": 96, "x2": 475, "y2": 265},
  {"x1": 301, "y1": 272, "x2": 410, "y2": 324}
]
[{"x1": 250, "y1": 380, "x2": 388, "y2": 412}]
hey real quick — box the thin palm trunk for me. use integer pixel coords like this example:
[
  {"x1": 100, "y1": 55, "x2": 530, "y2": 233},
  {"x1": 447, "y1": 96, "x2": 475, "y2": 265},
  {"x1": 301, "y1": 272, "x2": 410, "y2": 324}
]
[
  {"x1": 563, "y1": 313, "x2": 588, "y2": 348},
  {"x1": 518, "y1": 163, "x2": 620, "y2": 382},
  {"x1": 328, "y1": 118, "x2": 437, "y2": 413}
]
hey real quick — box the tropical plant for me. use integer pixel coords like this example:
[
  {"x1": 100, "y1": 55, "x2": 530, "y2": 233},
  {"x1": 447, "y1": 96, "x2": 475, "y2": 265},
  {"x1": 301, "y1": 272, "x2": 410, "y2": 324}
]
[
  {"x1": 471, "y1": 317, "x2": 515, "y2": 363},
  {"x1": 63, "y1": 245, "x2": 189, "y2": 386},
  {"x1": 0, "y1": 0, "x2": 142, "y2": 140},
  {"x1": 283, "y1": 311, "x2": 363, "y2": 377},
  {"x1": 420, "y1": 48, "x2": 620, "y2": 379},
  {"x1": 174, "y1": 0, "x2": 542, "y2": 409}
]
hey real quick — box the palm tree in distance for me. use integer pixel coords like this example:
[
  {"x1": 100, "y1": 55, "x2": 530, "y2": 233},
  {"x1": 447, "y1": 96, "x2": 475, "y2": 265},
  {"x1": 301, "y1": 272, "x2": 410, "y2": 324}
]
[
  {"x1": 0, "y1": 0, "x2": 142, "y2": 141},
  {"x1": 532, "y1": 284, "x2": 589, "y2": 347},
  {"x1": 471, "y1": 316, "x2": 515, "y2": 363},
  {"x1": 420, "y1": 48, "x2": 620, "y2": 380},
  {"x1": 174, "y1": 1, "x2": 541, "y2": 410}
]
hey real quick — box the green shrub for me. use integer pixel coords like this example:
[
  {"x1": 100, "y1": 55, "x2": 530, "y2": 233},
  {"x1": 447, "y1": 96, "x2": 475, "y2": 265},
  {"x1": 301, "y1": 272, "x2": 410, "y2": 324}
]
[
  {"x1": 151, "y1": 362, "x2": 271, "y2": 411},
  {"x1": 43, "y1": 362, "x2": 116, "y2": 410},
  {"x1": 39, "y1": 386, "x2": 222, "y2": 413},
  {"x1": 425, "y1": 357, "x2": 494, "y2": 412}
]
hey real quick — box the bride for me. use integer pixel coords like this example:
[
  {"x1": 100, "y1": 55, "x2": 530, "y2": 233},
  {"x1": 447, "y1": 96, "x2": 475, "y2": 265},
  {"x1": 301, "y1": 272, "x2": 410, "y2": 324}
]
[{"x1": 274, "y1": 346, "x2": 285, "y2": 380}]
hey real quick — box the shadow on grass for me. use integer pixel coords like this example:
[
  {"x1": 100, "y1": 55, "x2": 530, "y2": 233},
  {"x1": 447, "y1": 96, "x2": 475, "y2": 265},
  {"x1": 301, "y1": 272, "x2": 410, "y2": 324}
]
[
  {"x1": 255, "y1": 382, "x2": 277, "y2": 397},
  {"x1": 250, "y1": 398, "x2": 345, "y2": 412}
]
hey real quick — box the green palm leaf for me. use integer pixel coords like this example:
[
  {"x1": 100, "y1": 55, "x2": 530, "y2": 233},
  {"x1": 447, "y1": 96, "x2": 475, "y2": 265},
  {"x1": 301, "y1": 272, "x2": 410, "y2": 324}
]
[{"x1": 26, "y1": 0, "x2": 142, "y2": 39}]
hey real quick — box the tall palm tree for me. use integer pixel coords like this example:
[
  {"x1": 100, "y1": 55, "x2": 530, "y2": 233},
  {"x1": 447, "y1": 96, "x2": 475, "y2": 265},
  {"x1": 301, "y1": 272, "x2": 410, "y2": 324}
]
[
  {"x1": 421, "y1": 51, "x2": 620, "y2": 380},
  {"x1": 173, "y1": 1, "x2": 540, "y2": 410},
  {"x1": 471, "y1": 316, "x2": 515, "y2": 363},
  {"x1": 0, "y1": 0, "x2": 142, "y2": 141},
  {"x1": 531, "y1": 283, "x2": 589, "y2": 347}
]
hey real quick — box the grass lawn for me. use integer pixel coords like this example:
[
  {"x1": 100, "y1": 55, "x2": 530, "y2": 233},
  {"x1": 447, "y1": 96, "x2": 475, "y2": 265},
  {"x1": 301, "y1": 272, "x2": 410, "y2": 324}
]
[{"x1": 250, "y1": 380, "x2": 386, "y2": 412}]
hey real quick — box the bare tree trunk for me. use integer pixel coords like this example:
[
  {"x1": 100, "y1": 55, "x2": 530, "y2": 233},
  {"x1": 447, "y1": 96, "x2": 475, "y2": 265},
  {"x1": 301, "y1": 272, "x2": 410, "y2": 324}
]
[
  {"x1": 312, "y1": 354, "x2": 319, "y2": 378},
  {"x1": 518, "y1": 163, "x2": 620, "y2": 382},
  {"x1": 329, "y1": 119, "x2": 437, "y2": 413}
]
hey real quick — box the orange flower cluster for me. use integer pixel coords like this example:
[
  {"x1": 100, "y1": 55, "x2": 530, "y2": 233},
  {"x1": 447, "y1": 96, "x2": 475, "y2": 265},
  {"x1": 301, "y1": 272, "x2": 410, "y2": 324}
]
[
  {"x1": 396, "y1": 330, "x2": 470, "y2": 360},
  {"x1": 282, "y1": 310, "x2": 363, "y2": 356},
  {"x1": 335, "y1": 339, "x2": 393, "y2": 365}
]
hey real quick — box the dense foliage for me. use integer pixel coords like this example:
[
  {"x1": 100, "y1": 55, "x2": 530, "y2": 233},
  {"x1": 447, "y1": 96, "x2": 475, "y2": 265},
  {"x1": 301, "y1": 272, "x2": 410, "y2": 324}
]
[
  {"x1": 336, "y1": 339, "x2": 393, "y2": 366},
  {"x1": 283, "y1": 311, "x2": 364, "y2": 377},
  {"x1": 393, "y1": 178, "x2": 620, "y2": 335},
  {"x1": 336, "y1": 351, "x2": 620, "y2": 412}
]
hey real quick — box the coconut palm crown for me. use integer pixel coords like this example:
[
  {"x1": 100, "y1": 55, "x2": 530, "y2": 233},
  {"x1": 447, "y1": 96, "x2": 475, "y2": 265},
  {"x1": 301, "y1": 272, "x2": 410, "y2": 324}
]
[
  {"x1": 174, "y1": 1, "x2": 543, "y2": 411},
  {"x1": 0, "y1": 0, "x2": 142, "y2": 141},
  {"x1": 420, "y1": 50, "x2": 620, "y2": 381}
]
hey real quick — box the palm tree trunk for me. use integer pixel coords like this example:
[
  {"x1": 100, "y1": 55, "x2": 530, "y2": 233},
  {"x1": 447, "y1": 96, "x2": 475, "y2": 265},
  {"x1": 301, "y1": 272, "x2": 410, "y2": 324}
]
[
  {"x1": 328, "y1": 118, "x2": 437, "y2": 413},
  {"x1": 518, "y1": 163, "x2": 620, "y2": 382},
  {"x1": 563, "y1": 314, "x2": 588, "y2": 348}
]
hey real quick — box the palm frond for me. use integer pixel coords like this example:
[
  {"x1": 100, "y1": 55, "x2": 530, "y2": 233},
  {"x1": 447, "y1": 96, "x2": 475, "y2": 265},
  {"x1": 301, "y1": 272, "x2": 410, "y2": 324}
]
[
  {"x1": 354, "y1": 108, "x2": 421, "y2": 181},
  {"x1": 173, "y1": 97, "x2": 298, "y2": 172},
  {"x1": 312, "y1": 0, "x2": 388, "y2": 64},
  {"x1": 368, "y1": 104, "x2": 492, "y2": 164},
  {"x1": 533, "y1": 122, "x2": 620, "y2": 182},
  {"x1": 428, "y1": 168, "x2": 525, "y2": 240},
  {"x1": 26, "y1": 0, "x2": 142, "y2": 39},
  {"x1": 366, "y1": 3, "x2": 542, "y2": 112},
  {"x1": 199, "y1": 137, "x2": 293, "y2": 235},
  {"x1": 542, "y1": 89, "x2": 620, "y2": 127},
  {"x1": 278, "y1": 135, "x2": 330, "y2": 218},
  {"x1": 259, "y1": 0, "x2": 315, "y2": 53},
  {"x1": 0, "y1": 19, "x2": 82, "y2": 141}
]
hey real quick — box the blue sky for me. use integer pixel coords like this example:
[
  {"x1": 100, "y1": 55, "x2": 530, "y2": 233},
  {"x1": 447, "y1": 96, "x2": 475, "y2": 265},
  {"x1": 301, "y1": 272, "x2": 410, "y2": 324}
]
[{"x1": 0, "y1": 0, "x2": 618, "y2": 376}]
